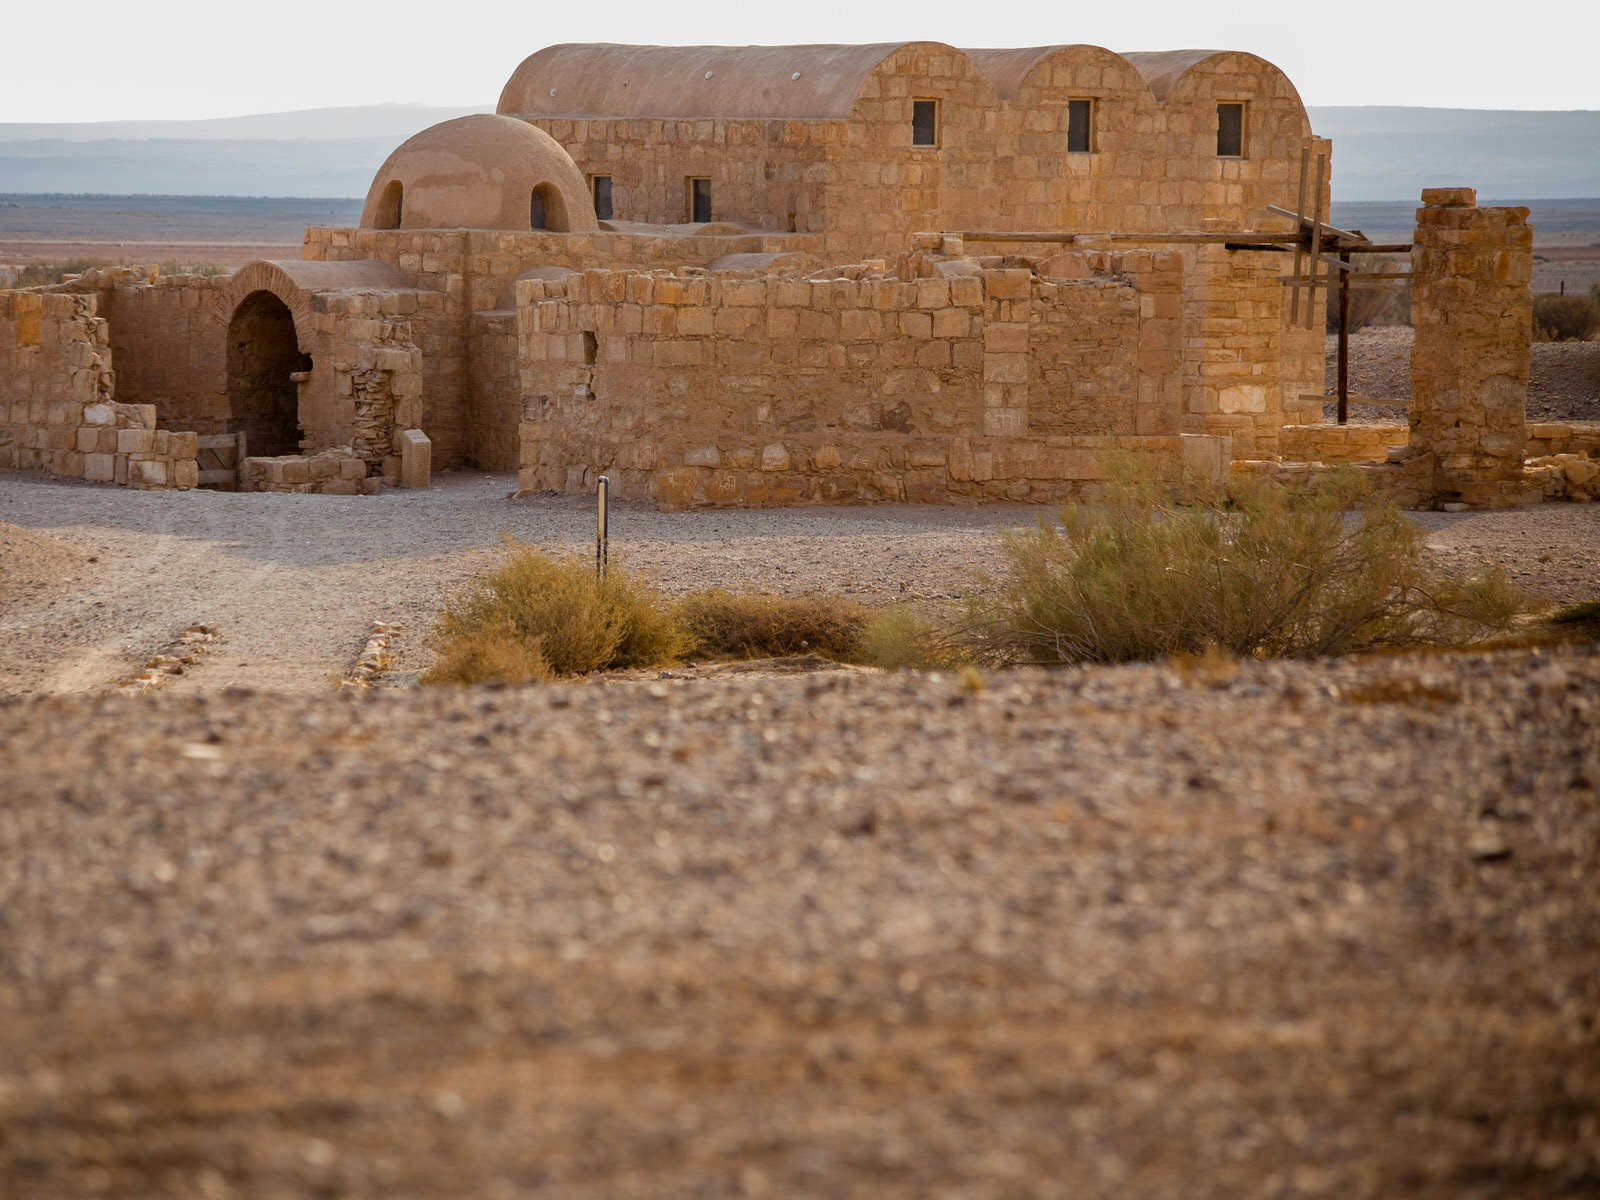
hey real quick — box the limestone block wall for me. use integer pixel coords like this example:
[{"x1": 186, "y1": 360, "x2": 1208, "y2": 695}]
[
  {"x1": 1525, "y1": 421, "x2": 1600, "y2": 459},
  {"x1": 304, "y1": 292, "x2": 429, "y2": 466},
  {"x1": 514, "y1": 252, "x2": 1200, "y2": 507},
  {"x1": 1278, "y1": 422, "x2": 1407, "y2": 464},
  {"x1": 467, "y1": 310, "x2": 521, "y2": 471},
  {"x1": 102, "y1": 274, "x2": 230, "y2": 432},
  {"x1": 1408, "y1": 188, "x2": 1532, "y2": 506},
  {"x1": 1181, "y1": 246, "x2": 1293, "y2": 458},
  {"x1": 528, "y1": 116, "x2": 830, "y2": 234},
  {"x1": 512, "y1": 48, "x2": 1320, "y2": 263},
  {"x1": 0, "y1": 289, "x2": 197, "y2": 488}
]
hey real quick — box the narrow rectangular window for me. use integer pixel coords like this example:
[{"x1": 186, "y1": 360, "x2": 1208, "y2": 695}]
[
  {"x1": 1067, "y1": 98, "x2": 1094, "y2": 153},
  {"x1": 591, "y1": 175, "x2": 613, "y2": 221},
  {"x1": 912, "y1": 99, "x2": 939, "y2": 147},
  {"x1": 1217, "y1": 102, "x2": 1245, "y2": 157},
  {"x1": 688, "y1": 177, "x2": 712, "y2": 223}
]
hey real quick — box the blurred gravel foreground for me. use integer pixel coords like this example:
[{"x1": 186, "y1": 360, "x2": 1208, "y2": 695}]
[{"x1": 2, "y1": 644, "x2": 1597, "y2": 1197}]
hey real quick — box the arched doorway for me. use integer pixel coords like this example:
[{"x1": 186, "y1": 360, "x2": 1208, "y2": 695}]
[{"x1": 226, "y1": 290, "x2": 310, "y2": 458}]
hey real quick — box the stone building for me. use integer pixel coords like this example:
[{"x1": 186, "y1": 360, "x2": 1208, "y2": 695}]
[{"x1": 6, "y1": 42, "x2": 1576, "y2": 507}]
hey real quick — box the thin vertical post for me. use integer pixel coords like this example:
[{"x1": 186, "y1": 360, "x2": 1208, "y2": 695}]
[
  {"x1": 596, "y1": 475, "x2": 610, "y2": 578},
  {"x1": 1337, "y1": 250, "x2": 1352, "y2": 426}
]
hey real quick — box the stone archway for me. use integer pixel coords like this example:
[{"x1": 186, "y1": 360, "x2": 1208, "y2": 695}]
[{"x1": 226, "y1": 290, "x2": 310, "y2": 457}]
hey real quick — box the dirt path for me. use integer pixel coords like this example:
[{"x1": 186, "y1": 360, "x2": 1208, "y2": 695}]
[
  {"x1": 0, "y1": 472, "x2": 1037, "y2": 696},
  {"x1": 3, "y1": 470, "x2": 1598, "y2": 698}
]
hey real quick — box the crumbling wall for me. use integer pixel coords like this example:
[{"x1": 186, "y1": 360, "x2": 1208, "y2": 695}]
[
  {"x1": 1406, "y1": 188, "x2": 1531, "y2": 507},
  {"x1": 0, "y1": 289, "x2": 197, "y2": 488},
  {"x1": 515, "y1": 248, "x2": 1210, "y2": 508},
  {"x1": 303, "y1": 292, "x2": 428, "y2": 466}
]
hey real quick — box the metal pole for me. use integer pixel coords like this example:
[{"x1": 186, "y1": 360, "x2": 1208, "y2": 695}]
[
  {"x1": 1337, "y1": 249, "x2": 1352, "y2": 426},
  {"x1": 596, "y1": 475, "x2": 609, "y2": 579}
]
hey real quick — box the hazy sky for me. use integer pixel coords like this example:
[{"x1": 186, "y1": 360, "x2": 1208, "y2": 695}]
[{"x1": 7, "y1": 0, "x2": 1596, "y2": 123}]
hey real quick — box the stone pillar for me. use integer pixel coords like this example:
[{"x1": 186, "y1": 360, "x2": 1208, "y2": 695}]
[
  {"x1": 1409, "y1": 188, "x2": 1532, "y2": 507},
  {"x1": 1180, "y1": 245, "x2": 1286, "y2": 459}
]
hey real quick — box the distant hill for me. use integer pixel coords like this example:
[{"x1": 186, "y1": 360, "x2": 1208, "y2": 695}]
[
  {"x1": 0, "y1": 103, "x2": 1594, "y2": 201},
  {"x1": 1308, "y1": 107, "x2": 1600, "y2": 201}
]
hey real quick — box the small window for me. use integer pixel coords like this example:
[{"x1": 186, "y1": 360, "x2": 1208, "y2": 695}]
[
  {"x1": 688, "y1": 177, "x2": 712, "y2": 223},
  {"x1": 592, "y1": 175, "x2": 613, "y2": 221},
  {"x1": 1067, "y1": 98, "x2": 1094, "y2": 154},
  {"x1": 1217, "y1": 102, "x2": 1245, "y2": 157},
  {"x1": 373, "y1": 179, "x2": 403, "y2": 229},
  {"x1": 912, "y1": 99, "x2": 939, "y2": 147},
  {"x1": 530, "y1": 189, "x2": 548, "y2": 230}
]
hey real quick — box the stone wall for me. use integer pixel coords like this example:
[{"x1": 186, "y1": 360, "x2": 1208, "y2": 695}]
[
  {"x1": 513, "y1": 249, "x2": 1217, "y2": 507},
  {"x1": 1406, "y1": 188, "x2": 1532, "y2": 507},
  {"x1": 102, "y1": 273, "x2": 229, "y2": 432},
  {"x1": 467, "y1": 311, "x2": 521, "y2": 471},
  {"x1": 0, "y1": 289, "x2": 198, "y2": 488},
  {"x1": 514, "y1": 46, "x2": 1318, "y2": 264},
  {"x1": 1278, "y1": 422, "x2": 1407, "y2": 464}
]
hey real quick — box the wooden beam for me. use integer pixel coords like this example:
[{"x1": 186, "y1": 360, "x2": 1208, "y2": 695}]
[{"x1": 953, "y1": 230, "x2": 1304, "y2": 244}]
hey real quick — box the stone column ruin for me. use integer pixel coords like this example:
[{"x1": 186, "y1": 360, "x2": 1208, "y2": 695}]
[{"x1": 1408, "y1": 187, "x2": 1532, "y2": 507}]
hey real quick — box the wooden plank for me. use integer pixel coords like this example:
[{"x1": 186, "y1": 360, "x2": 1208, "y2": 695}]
[
  {"x1": 197, "y1": 470, "x2": 238, "y2": 485},
  {"x1": 1289, "y1": 145, "x2": 1309, "y2": 324}
]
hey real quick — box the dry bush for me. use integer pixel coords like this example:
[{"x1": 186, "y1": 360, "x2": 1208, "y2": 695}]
[
  {"x1": 856, "y1": 606, "x2": 970, "y2": 670},
  {"x1": 1532, "y1": 293, "x2": 1600, "y2": 342},
  {"x1": 423, "y1": 538, "x2": 687, "y2": 685},
  {"x1": 962, "y1": 467, "x2": 1526, "y2": 666},
  {"x1": 1, "y1": 258, "x2": 228, "y2": 289},
  {"x1": 676, "y1": 590, "x2": 869, "y2": 661}
]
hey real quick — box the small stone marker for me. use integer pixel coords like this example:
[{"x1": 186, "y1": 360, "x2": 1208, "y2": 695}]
[{"x1": 397, "y1": 429, "x2": 431, "y2": 489}]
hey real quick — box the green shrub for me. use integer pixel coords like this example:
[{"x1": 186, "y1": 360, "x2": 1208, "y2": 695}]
[
  {"x1": 1532, "y1": 293, "x2": 1600, "y2": 342},
  {"x1": 961, "y1": 469, "x2": 1526, "y2": 666},
  {"x1": 423, "y1": 538, "x2": 688, "y2": 685},
  {"x1": 675, "y1": 589, "x2": 869, "y2": 661}
]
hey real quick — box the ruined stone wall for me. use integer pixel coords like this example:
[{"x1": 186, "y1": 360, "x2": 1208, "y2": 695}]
[
  {"x1": 1278, "y1": 422, "x2": 1407, "y2": 464},
  {"x1": 514, "y1": 250, "x2": 1206, "y2": 507},
  {"x1": 101, "y1": 274, "x2": 230, "y2": 432},
  {"x1": 1407, "y1": 188, "x2": 1532, "y2": 507},
  {"x1": 0, "y1": 289, "x2": 197, "y2": 488},
  {"x1": 467, "y1": 311, "x2": 521, "y2": 471},
  {"x1": 301, "y1": 291, "x2": 429, "y2": 466}
]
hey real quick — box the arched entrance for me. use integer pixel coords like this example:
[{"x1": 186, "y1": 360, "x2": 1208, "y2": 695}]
[{"x1": 226, "y1": 290, "x2": 310, "y2": 458}]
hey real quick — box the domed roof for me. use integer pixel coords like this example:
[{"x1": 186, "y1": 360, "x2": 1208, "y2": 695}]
[{"x1": 360, "y1": 114, "x2": 598, "y2": 232}]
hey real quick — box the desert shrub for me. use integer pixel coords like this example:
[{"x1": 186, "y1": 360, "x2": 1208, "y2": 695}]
[
  {"x1": 1550, "y1": 598, "x2": 1600, "y2": 637},
  {"x1": 423, "y1": 538, "x2": 687, "y2": 685},
  {"x1": 154, "y1": 259, "x2": 229, "y2": 278},
  {"x1": 675, "y1": 589, "x2": 869, "y2": 661},
  {"x1": 856, "y1": 606, "x2": 970, "y2": 670},
  {"x1": 961, "y1": 469, "x2": 1526, "y2": 666},
  {"x1": 1532, "y1": 293, "x2": 1600, "y2": 342},
  {"x1": 4, "y1": 258, "x2": 115, "y2": 288}
]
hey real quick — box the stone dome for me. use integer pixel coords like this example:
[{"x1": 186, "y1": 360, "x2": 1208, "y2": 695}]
[{"x1": 360, "y1": 114, "x2": 598, "y2": 232}]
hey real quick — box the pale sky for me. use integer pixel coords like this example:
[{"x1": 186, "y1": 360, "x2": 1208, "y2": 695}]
[{"x1": 7, "y1": 0, "x2": 1597, "y2": 123}]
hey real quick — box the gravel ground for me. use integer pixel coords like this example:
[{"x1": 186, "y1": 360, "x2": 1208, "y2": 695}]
[
  {"x1": 2, "y1": 471, "x2": 1598, "y2": 698},
  {"x1": 1, "y1": 645, "x2": 1596, "y2": 1198},
  {"x1": 2, "y1": 457, "x2": 1599, "y2": 1199},
  {"x1": 1324, "y1": 328, "x2": 1600, "y2": 423}
]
